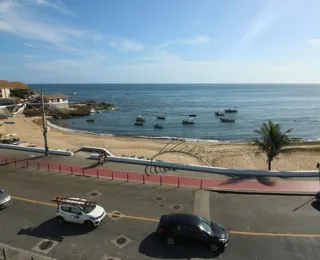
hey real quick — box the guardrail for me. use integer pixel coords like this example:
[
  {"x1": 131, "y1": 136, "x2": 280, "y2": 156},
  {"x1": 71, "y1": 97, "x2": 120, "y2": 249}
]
[
  {"x1": 0, "y1": 144, "x2": 73, "y2": 156},
  {"x1": 106, "y1": 155, "x2": 320, "y2": 178},
  {"x1": 1, "y1": 155, "x2": 319, "y2": 193}
]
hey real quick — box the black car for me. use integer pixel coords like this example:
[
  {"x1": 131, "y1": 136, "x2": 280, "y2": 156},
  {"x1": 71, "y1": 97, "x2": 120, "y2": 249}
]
[
  {"x1": 0, "y1": 189, "x2": 11, "y2": 209},
  {"x1": 315, "y1": 192, "x2": 320, "y2": 203},
  {"x1": 157, "y1": 213, "x2": 228, "y2": 252}
]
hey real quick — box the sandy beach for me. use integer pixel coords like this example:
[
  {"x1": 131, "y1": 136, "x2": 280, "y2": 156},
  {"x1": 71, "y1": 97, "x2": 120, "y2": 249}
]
[{"x1": 1, "y1": 116, "x2": 319, "y2": 171}]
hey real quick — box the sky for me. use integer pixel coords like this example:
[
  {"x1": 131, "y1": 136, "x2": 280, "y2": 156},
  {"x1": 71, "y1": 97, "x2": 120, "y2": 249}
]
[{"x1": 0, "y1": 0, "x2": 320, "y2": 84}]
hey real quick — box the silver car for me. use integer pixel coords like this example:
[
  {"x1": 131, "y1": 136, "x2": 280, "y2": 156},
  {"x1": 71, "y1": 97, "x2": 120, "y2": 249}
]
[{"x1": 0, "y1": 189, "x2": 11, "y2": 209}]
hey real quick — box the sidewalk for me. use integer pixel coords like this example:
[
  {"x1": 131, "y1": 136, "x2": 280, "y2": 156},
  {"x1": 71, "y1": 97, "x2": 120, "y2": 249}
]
[{"x1": 1, "y1": 151, "x2": 319, "y2": 195}]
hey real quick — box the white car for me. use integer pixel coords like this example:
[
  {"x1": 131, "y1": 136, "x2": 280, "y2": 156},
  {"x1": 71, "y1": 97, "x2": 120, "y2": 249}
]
[{"x1": 52, "y1": 197, "x2": 106, "y2": 229}]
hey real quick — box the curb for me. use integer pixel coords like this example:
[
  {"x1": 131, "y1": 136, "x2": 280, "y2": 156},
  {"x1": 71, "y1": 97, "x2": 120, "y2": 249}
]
[{"x1": 206, "y1": 188, "x2": 317, "y2": 196}]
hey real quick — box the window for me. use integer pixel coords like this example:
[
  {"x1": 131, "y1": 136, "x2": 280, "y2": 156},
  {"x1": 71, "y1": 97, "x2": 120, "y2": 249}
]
[
  {"x1": 189, "y1": 226, "x2": 201, "y2": 234},
  {"x1": 70, "y1": 207, "x2": 81, "y2": 215},
  {"x1": 61, "y1": 206, "x2": 71, "y2": 212}
]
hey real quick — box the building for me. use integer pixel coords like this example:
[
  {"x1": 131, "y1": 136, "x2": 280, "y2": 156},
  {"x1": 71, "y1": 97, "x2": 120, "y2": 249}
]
[
  {"x1": 0, "y1": 98, "x2": 18, "y2": 106},
  {"x1": 0, "y1": 80, "x2": 29, "y2": 99},
  {"x1": 44, "y1": 94, "x2": 69, "y2": 109}
]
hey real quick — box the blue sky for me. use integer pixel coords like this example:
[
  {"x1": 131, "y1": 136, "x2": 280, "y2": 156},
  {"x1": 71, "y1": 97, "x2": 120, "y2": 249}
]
[{"x1": 0, "y1": 0, "x2": 320, "y2": 83}]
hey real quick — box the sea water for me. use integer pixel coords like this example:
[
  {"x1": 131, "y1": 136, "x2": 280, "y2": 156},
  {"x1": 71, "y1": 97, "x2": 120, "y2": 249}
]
[{"x1": 31, "y1": 84, "x2": 320, "y2": 142}]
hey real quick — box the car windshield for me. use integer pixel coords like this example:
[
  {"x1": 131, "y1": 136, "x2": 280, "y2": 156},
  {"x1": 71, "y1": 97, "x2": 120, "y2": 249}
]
[
  {"x1": 78, "y1": 205, "x2": 96, "y2": 214},
  {"x1": 199, "y1": 217, "x2": 213, "y2": 236}
]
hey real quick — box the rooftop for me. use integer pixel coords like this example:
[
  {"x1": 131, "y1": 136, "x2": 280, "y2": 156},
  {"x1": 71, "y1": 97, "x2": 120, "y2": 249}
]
[
  {"x1": 0, "y1": 80, "x2": 29, "y2": 89},
  {"x1": 44, "y1": 94, "x2": 68, "y2": 99}
]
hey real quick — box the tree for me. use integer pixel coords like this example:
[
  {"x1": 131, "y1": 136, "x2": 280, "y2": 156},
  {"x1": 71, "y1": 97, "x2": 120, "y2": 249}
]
[
  {"x1": 10, "y1": 89, "x2": 34, "y2": 100},
  {"x1": 253, "y1": 120, "x2": 298, "y2": 170}
]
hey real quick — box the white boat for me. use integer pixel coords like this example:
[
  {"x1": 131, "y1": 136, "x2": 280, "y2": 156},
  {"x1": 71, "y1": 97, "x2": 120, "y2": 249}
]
[{"x1": 90, "y1": 108, "x2": 96, "y2": 114}]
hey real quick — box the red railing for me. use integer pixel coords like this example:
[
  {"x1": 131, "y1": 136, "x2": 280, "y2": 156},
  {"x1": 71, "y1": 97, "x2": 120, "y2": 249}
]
[
  {"x1": 1, "y1": 155, "x2": 319, "y2": 192},
  {"x1": 0, "y1": 155, "x2": 204, "y2": 188}
]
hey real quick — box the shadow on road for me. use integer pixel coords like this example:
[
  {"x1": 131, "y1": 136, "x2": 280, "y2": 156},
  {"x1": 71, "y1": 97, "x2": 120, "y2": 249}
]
[
  {"x1": 255, "y1": 176, "x2": 276, "y2": 186},
  {"x1": 17, "y1": 217, "x2": 92, "y2": 242},
  {"x1": 219, "y1": 176, "x2": 253, "y2": 186},
  {"x1": 311, "y1": 200, "x2": 320, "y2": 212},
  {"x1": 293, "y1": 197, "x2": 315, "y2": 212},
  {"x1": 139, "y1": 232, "x2": 221, "y2": 259}
]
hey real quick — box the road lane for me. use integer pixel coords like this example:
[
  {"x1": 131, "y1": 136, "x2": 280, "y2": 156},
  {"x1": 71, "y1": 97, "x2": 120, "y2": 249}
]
[{"x1": 1, "y1": 165, "x2": 320, "y2": 259}]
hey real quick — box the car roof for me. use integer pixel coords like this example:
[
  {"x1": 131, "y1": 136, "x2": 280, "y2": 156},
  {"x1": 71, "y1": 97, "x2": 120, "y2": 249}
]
[{"x1": 163, "y1": 213, "x2": 201, "y2": 226}]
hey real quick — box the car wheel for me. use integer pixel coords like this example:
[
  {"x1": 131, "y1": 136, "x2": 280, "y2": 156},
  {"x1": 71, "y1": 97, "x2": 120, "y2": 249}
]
[
  {"x1": 166, "y1": 237, "x2": 175, "y2": 245},
  {"x1": 209, "y1": 243, "x2": 219, "y2": 252},
  {"x1": 84, "y1": 220, "x2": 94, "y2": 229},
  {"x1": 56, "y1": 216, "x2": 65, "y2": 225}
]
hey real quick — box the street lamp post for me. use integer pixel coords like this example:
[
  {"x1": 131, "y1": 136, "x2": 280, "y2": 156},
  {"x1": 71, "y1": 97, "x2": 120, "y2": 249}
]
[{"x1": 41, "y1": 89, "x2": 49, "y2": 156}]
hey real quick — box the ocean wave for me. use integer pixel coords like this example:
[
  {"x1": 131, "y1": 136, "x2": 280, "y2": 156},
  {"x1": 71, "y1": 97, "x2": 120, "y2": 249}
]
[
  {"x1": 48, "y1": 120, "x2": 320, "y2": 143},
  {"x1": 47, "y1": 120, "x2": 245, "y2": 143}
]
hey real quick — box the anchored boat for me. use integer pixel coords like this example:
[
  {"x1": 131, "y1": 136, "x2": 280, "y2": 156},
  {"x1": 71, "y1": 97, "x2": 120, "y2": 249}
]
[
  {"x1": 154, "y1": 124, "x2": 164, "y2": 129},
  {"x1": 220, "y1": 118, "x2": 235, "y2": 123},
  {"x1": 215, "y1": 111, "x2": 224, "y2": 116},
  {"x1": 136, "y1": 115, "x2": 146, "y2": 122},
  {"x1": 224, "y1": 109, "x2": 237, "y2": 113}
]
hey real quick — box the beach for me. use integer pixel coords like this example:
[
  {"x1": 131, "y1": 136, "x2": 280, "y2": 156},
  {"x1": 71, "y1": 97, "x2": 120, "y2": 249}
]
[{"x1": 2, "y1": 116, "x2": 319, "y2": 171}]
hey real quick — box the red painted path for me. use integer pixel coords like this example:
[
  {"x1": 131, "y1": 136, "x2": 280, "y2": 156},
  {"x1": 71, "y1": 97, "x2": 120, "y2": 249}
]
[{"x1": 1, "y1": 155, "x2": 319, "y2": 194}]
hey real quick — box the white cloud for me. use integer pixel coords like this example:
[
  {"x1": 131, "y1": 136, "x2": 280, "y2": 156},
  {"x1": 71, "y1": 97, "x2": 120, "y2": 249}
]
[
  {"x1": 309, "y1": 39, "x2": 320, "y2": 46},
  {"x1": 0, "y1": 0, "x2": 101, "y2": 53},
  {"x1": 24, "y1": 42, "x2": 34, "y2": 47},
  {"x1": 241, "y1": 0, "x2": 302, "y2": 45},
  {"x1": 109, "y1": 39, "x2": 145, "y2": 52},
  {"x1": 32, "y1": 0, "x2": 77, "y2": 17},
  {"x1": 24, "y1": 55, "x2": 320, "y2": 84},
  {"x1": 157, "y1": 36, "x2": 210, "y2": 48}
]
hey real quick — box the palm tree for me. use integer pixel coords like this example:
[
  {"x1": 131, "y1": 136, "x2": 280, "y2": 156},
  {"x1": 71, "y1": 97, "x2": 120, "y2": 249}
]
[{"x1": 253, "y1": 120, "x2": 297, "y2": 170}]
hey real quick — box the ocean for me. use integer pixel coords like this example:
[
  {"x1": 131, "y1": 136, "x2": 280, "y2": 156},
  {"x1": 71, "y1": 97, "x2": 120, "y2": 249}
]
[{"x1": 30, "y1": 84, "x2": 320, "y2": 142}]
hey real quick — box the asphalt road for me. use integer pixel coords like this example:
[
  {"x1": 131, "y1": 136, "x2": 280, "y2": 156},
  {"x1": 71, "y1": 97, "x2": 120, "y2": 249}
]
[{"x1": 1, "y1": 165, "x2": 320, "y2": 260}]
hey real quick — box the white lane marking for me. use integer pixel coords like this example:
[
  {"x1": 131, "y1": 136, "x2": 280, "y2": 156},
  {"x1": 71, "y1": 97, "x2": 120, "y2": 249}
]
[{"x1": 193, "y1": 190, "x2": 211, "y2": 220}]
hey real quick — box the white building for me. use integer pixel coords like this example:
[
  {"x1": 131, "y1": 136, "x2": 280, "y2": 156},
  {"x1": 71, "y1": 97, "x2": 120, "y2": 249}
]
[{"x1": 44, "y1": 94, "x2": 69, "y2": 109}]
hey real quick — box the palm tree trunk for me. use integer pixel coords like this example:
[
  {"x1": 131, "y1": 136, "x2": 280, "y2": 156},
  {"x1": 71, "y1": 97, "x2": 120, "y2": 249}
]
[{"x1": 268, "y1": 160, "x2": 271, "y2": 171}]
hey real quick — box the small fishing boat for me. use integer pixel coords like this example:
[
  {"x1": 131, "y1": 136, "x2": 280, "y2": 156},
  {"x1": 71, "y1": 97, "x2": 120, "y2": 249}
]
[
  {"x1": 189, "y1": 114, "x2": 197, "y2": 117},
  {"x1": 215, "y1": 111, "x2": 224, "y2": 116},
  {"x1": 220, "y1": 118, "x2": 235, "y2": 123},
  {"x1": 157, "y1": 116, "x2": 166, "y2": 120},
  {"x1": 90, "y1": 108, "x2": 96, "y2": 114},
  {"x1": 182, "y1": 120, "x2": 195, "y2": 125},
  {"x1": 224, "y1": 109, "x2": 238, "y2": 113},
  {"x1": 134, "y1": 122, "x2": 144, "y2": 126},
  {"x1": 154, "y1": 124, "x2": 164, "y2": 129},
  {"x1": 136, "y1": 115, "x2": 145, "y2": 122},
  {"x1": 4, "y1": 121, "x2": 15, "y2": 124},
  {"x1": 86, "y1": 119, "x2": 94, "y2": 123}
]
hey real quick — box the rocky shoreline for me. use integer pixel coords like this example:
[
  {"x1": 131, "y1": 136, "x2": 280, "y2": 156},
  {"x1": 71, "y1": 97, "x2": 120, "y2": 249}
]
[{"x1": 23, "y1": 101, "x2": 115, "y2": 119}]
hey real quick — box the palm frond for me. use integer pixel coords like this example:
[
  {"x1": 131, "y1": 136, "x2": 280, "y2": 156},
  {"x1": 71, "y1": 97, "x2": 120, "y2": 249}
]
[{"x1": 252, "y1": 120, "x2": 297, "y2": 168}]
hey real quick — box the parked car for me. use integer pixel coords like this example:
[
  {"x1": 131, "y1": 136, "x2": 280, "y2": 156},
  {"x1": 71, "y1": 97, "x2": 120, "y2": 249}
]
[
  {"x1": 52, "y1": 196, "x2": 107, "y2": 229},
  {"x1": 0, "y1": 189, "x2": 12, "y2": 209},
  {"x1": 315, "y1": 191, "x2": 320, "y2": 203},
  {"x1": 157, "y1": 213, "x2": 228, "y2": 252}
]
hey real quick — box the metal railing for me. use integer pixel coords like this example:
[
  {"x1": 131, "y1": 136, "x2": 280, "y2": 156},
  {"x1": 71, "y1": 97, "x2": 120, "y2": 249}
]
[{"x1": 2, "y1": 248, "x2": 35, "y2": 260}]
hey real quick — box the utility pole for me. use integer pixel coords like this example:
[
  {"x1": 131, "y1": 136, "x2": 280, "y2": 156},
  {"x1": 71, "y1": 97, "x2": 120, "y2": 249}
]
[{"x1": 41, "y1": 89, "x2": 49, "y2": 156}]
